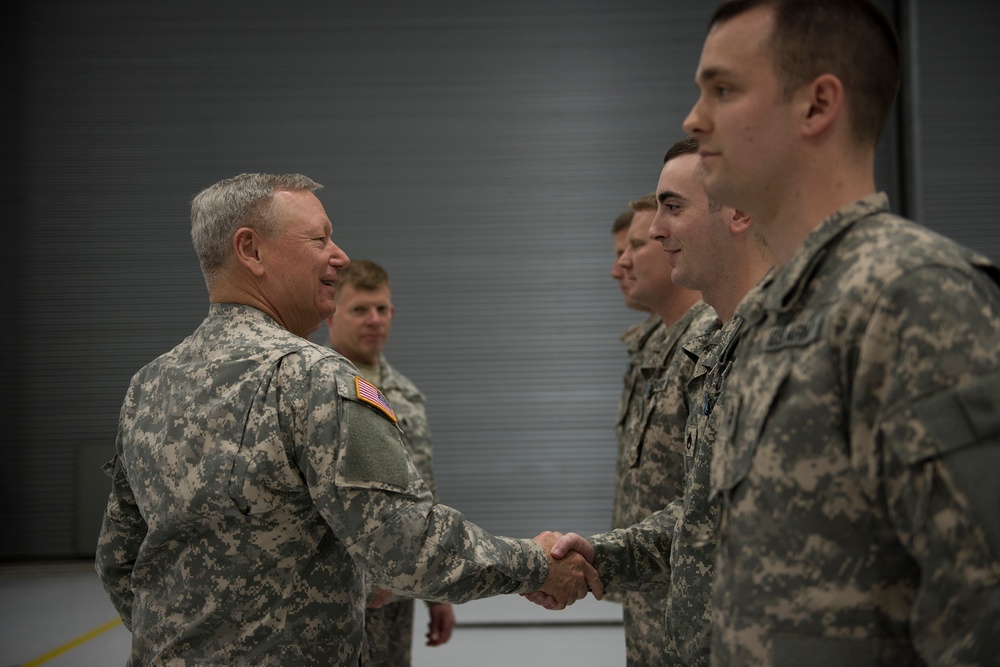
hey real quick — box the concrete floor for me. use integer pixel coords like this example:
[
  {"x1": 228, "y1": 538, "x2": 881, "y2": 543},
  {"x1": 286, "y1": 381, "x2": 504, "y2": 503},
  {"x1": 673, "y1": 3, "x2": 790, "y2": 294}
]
[{"x1": 0, "y1": 561, "x2": 625, "y2": 666}]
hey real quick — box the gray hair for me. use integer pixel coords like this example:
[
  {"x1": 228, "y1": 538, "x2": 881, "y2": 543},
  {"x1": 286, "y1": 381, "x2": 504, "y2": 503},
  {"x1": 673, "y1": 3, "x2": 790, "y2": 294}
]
[{"x1": 190, "y1": 173, "x2": 322, "y2": 287}]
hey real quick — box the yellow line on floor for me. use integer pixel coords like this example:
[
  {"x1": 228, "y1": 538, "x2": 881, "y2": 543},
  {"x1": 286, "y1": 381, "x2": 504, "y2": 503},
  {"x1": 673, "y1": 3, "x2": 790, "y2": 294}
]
[{"x1": 20, "y1": 617, "x2": 122, "y2": 666}]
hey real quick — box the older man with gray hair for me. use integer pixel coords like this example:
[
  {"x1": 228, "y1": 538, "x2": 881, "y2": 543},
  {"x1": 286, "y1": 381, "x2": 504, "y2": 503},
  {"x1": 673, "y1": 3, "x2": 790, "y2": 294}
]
[{"x1": 96, "y1": 173, "x2": 601, "y2": 666}]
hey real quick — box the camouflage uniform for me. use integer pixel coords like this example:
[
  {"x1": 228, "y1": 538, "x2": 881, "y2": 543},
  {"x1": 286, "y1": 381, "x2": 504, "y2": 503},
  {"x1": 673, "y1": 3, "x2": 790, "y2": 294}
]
[
  {"x1": 611, "y1": 313, "x2": 663, "y2": 610},
  {"x1": 613, "y1": 302, "x2": 718, "y2": 666},
  {"x1": 614, "y1": 313, "x2": 664, "y2": 497},
  {"x1": 664, "y1": 279, "x2": 771, "y2": 667},
  {"x1": 589, "y1": 294, "x2": 761, "y2": 667},
  {"x1": 96, "y1": 304, "x2": 548, "y2": 666},
  {"x1": 710, "y1": 194, "x2": 1000, "y2": 665},
  {"x1": 361, "y1": 355, "x2": 438, "y2": 667},
  {"x1": 604, "y1": 315, "x2": 658, "y2": 612}
]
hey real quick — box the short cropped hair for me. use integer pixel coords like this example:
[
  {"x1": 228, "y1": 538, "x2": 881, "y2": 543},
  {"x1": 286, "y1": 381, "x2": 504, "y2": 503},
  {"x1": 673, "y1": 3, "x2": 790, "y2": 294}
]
[
  {"x1": 710, "y1": 0, "x2": 900, "y2": 145},
  {"x1": 335, "y1": 258, "x2": 391, "y2": 293},
  {"x1": 629, "y1": 193, "x2": 657, "y2": 213},
  {"x1": 611, "y1": 209, "x2": 634, "y2": 234},
  {"x1": 191, "y1": 173, "x2": 322, "y2": 287},
  {"x1": 663, "y1": 135, "x2": 723, "y2": 213},
  {"x1": 664, "y1": 135, "x2": 700, "y2": 164}
]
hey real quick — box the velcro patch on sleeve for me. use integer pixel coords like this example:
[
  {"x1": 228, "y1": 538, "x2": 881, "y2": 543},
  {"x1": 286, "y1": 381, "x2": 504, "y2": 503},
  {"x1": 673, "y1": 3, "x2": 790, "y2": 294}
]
[
  {"x1": 355, "y1": 376, "x2": 397, "y2": 423},
  {"x1": 340, "y1": 400, "x2": 412, "y2": 490}
]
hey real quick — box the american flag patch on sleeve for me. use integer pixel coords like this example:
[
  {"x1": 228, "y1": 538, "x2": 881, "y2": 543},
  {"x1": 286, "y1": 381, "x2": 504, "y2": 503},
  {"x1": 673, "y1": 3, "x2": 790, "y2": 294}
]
[{"x1": 354, "y1": 376, "x2": 397, "y2": 423}]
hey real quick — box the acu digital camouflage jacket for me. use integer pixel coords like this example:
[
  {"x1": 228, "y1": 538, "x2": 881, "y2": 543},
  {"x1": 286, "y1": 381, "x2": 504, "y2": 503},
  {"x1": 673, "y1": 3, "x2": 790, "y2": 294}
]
[
  {"x1": 710, "y1": 194, "x2": 1000, "y2": 666},
  {"x1": 96, "y1": 304, "x2": 548, "y2": 666}
]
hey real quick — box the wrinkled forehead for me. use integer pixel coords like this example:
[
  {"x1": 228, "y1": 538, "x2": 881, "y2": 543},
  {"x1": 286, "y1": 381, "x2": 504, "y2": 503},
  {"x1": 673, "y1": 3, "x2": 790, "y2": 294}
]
[{"x1": 273, "y1": 189, "x2": 329, "y2": 226}]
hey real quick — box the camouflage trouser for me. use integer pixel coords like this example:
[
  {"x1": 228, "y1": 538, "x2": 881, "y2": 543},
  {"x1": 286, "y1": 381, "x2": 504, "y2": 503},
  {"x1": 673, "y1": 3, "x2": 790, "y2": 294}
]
[
  {"x1": 622, "y1": 590, "x2": 671, "y2": 666},
  {"x1": 363, "y1": 598, "x2": 415, "y2": 667}
]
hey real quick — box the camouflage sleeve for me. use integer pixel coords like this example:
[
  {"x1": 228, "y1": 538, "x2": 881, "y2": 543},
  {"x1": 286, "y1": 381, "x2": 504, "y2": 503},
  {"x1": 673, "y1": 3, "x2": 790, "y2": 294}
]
[
  {"x1": 94, "y1": 447, "x2": 147, "y2": 630},
  {"x1": 864, "y1": 266, "x2": 1000, "y2": 664},
  {"x1": 589, "y1": 498, "x2": 682, "y2": 593},
  {"x1": 398, "y1": 399, "x2": 437, "y2": 500},
  {"x1": 292, "y1": 365, "x2": 549, "y2": 601}
]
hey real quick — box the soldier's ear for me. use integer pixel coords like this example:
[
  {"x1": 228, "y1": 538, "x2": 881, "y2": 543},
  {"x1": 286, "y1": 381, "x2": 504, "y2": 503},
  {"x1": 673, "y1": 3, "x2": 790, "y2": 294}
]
[
  {"x1": 233, "y1": 227, "x2": 265, "y2": 277},
  {"x1": 799, "y1": 73, "x2": 843, "y2": 139},
  {"x1": 729, "y1": 210, "x2": 752, "y2": 234}
]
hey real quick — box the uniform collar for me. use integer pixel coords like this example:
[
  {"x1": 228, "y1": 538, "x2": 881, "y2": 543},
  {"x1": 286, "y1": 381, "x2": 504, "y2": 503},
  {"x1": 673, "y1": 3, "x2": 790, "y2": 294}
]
[
  {"x1": 762, "y1": 192, "x2": 890, "y2": 316},
  {"x1": 208, "y1": 302, "x2": 283, "y2": 328},
  {"x1": 623, "y1": 313, "x2": 664, "y2": 354}
]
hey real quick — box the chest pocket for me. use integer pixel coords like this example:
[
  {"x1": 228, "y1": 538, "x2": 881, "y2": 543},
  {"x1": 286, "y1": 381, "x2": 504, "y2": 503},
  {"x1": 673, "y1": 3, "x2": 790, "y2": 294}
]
[
  {"x1": 616, "y1": 364, "x2": 640, "y2": 431},
  {"x1": 228, "y1": 367, "x2": 310, "y2": 516},
  {"x1": 626, "y1": 376, "x2": 672, "y2": 468},
  {"x1": 711, "y1": 355, "x2": 792, "y2": 498}
]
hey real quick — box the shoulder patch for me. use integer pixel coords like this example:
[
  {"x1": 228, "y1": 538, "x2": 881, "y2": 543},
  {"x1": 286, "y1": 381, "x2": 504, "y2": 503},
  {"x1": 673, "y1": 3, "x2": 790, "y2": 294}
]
[{"x1": 355, "y1": 376, "x2": 397, "y2": 423}]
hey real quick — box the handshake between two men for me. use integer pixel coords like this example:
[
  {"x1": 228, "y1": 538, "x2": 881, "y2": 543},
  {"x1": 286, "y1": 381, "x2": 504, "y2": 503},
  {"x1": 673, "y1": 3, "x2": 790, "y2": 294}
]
[{"x1": 530, "y1": 531, "x2": 599, "y2": 610}]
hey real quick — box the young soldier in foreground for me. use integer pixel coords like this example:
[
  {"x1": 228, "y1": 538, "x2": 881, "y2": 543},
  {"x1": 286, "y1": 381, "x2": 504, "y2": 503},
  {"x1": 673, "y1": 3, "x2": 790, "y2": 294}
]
[{"x1": 542, "y1": 2, "x2": 1000, "y2": 665}]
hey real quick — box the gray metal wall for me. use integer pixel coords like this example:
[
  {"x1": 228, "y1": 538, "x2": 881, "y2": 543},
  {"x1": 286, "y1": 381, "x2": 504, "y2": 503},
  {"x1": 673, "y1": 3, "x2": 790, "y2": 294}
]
[
  {"x1": 2, "y1": 0, "x2": 997, "y2": 559},
  {"x1": 913, "y1": 1, "x2": 1000, "y2": 259}
]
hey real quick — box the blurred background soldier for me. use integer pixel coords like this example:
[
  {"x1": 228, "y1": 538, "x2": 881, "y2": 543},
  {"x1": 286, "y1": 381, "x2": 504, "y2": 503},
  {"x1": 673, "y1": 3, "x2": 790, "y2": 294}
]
[{"x1": 326, "y1": 259, "x2": 456, "y2": 666}]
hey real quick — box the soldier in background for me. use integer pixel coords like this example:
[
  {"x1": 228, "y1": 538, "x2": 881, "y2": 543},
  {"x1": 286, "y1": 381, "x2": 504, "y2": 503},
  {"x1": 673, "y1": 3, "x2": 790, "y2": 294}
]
[
  {"x1": 95, "y1": 172, "x2": 601, "y2": 666},
  {"x1": 611, "y1": 205, "x2": 659, "y2": 477},
  {"x1": 610, "y1": 207, "x2": 649, "y2": 315},
  {"x1": 604, "y1": 206, "x2": 654, "y2": 618},
  {"x1": 613, "y1": 193, "x2": 714, "y2": 665},
  {"x1": 534, "y1": 136, "x2": 772, "y2": 666},
  {"x1": 607, "y1": 208, "x2": 651, "y2": 582},
  {"x1": 325, "y1": 259, "x2": 454, "y2": 666}
]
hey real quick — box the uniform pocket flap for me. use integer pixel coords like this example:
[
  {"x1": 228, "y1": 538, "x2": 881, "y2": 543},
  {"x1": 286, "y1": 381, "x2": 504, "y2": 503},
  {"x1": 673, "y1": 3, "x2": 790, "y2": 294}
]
[
  {"x1": 712, "y1": 358, "x2": 792, "y2": 495},
  {"x1": 881, "y1": 371, "x2": 1000, "y2": 465}
]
